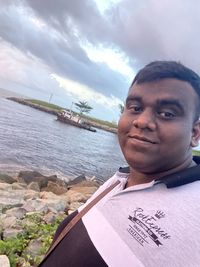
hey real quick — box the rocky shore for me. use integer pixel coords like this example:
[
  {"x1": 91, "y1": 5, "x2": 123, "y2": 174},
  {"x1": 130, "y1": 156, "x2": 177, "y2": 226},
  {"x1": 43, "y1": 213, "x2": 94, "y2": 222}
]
[{"x1": 0, "y1": 171, "x2": 100, "y2": 267}]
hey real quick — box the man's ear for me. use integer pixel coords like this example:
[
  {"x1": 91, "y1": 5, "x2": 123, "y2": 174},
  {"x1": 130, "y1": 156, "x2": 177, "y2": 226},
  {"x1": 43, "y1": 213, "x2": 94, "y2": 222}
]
[{"x1": 191, "y1": 120, "x2": 200, "y2": 147}]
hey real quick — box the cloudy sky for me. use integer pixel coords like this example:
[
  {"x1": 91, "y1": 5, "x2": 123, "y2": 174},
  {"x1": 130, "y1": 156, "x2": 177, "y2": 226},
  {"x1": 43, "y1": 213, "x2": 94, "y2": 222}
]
[{"x1": 0, "y1": 0, "x2": 200, "y2": 121}]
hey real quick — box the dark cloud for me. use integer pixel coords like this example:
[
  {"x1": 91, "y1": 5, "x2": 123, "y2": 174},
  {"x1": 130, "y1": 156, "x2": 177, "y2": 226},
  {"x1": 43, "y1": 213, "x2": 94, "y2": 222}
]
[
  {"x1": 1, "y1": 0, "x2": 200, "y2": 108},
  {"x1": 0, "y1": 2, "x2": 128, "y2": 99}
]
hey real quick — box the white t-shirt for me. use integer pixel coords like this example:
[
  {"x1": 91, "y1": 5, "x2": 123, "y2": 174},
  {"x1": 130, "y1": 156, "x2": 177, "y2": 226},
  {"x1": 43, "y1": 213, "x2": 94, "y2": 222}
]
[{"x1": 80, "y1": 171, "x2": 200, "y2": 267}]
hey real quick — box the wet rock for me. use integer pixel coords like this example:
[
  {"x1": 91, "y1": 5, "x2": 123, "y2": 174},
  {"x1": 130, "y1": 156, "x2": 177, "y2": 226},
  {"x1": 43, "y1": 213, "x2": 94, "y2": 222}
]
[
  {"x1": 18, "y1": 171, "x2": 58, "y2": 189},
  {"x1": 67, "y1": 174, "x2": 87, "y2": 186},
  {"x1": 0, "y1": 173, "x2": 17, "y2": 184}
]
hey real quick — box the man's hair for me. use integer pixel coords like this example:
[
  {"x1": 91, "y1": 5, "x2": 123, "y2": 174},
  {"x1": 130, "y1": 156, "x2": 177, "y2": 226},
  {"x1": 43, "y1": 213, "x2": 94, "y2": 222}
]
[{"x1": 131, "y1": 61, "x2": 200, "y2": 120}]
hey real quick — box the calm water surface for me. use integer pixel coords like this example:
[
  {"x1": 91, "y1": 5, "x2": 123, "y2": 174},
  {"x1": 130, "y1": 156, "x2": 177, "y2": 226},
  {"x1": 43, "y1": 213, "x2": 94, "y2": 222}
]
[{"x1": 0, "y1": 98, "x2": 126, "y2": 181}]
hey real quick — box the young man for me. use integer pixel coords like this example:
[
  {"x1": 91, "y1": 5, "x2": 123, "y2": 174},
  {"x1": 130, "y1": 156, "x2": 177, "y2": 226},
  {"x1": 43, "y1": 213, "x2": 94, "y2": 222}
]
[{"x1": 39, "y1": 61, "x2": 200, "y2": 267}]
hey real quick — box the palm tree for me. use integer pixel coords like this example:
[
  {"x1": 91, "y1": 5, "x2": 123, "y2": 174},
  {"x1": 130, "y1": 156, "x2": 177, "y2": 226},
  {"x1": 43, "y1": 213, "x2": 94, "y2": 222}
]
[{"x1": 74, "y1": 101, "x2": 93, "y2": 115}]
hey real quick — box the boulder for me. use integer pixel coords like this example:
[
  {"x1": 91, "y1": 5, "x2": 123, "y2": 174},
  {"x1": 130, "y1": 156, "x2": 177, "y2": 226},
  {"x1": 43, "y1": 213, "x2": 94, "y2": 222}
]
[
  {"x1": 18, "y1": 171, "x2": 55, "y2": 188},
  {"x1": 42, "y1": 181, "x2": 68, "y2": 195},
  {"x1": 0, "y1": 215, "x2": 17, "y2": 230},
  {"x1": 23, "y1": 239, "x2": 43, "y2": 259},
  {"x1": 0, "y1": 255, "x2": 10, "y2": 267},
  {"x1": 43, "y1": 212, "x2": 57, "y2": 224},
  {"x1": 3, "y1": 228, "x2": 24, "y2": 239},
  {"x1": 0, "y1": 190, "x2": 25, "y2": 212},
  {"x1": 68, "y1": 201, "x2": 84, "y2": 213},
  {"x1": 0, "y1": 183, "x2": 12, "y2": 191},
  {"x1": 11, "y1": 182, "x2": 27, "y2": 190},
  {"x1": 6, "y1": 207, "x2": 26, "y2": 219},
  {"x1": 70, "y1": 180, "x2": 100, "y2": 188},
  {"x1": 27, "y1": 182, "x2": 40, "y2": 191},
  {"x1": 18, "y1": 171, "x2": 68, "y2": 190},
  {"x1": 24, "y1": 190, "x2": 40, "y2": 200},
  {"x1": 22, "y1": 198, "x2": 68, "y2": 213},
  {"x1": 40, "y1": 191, "x2": 61, "y2": 199},
  {"x1": 67, "y1": 174, "x2": 87, "y2": 186},
  {"x1": 64, "y1": 190, "x2": 88, "y2": 203},
  {"x1": 0, "y1": 173, "x2": 17, "y2": 184},
  {"x1": 69, "y1": 186, "x2": 98, "y2": 198}
]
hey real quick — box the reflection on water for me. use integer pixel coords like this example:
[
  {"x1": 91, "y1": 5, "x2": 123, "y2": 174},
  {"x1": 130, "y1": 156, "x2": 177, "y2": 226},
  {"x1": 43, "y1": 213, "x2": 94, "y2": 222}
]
[{"x1": 0, "y1": 98, "x2": 126, "y2": 181}]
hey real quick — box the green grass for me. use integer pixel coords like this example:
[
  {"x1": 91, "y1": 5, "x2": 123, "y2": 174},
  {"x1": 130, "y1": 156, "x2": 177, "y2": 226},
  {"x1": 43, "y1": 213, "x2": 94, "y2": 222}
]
[
  {"x1": 0, "y1": 213, "x2": 64, "y2": 267},
  {"x1": 192, "y1": 150, "x2": 200, "y2": 156},
  {"x1": 27, "y1": 99, "x2": 63, "y2": 111}
]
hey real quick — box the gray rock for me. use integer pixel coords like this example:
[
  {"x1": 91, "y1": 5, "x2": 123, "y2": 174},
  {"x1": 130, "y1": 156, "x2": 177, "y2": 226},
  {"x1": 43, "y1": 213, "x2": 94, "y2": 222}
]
[
  {"x1": 0, "y1": 173, "x2": 17, "y2": 184},
  {"x1": 27, "y1": 182, "x2": 40, "y2": 191},
  {"x1": 23, "y1": 239, "x2": 43, "y2": 259},
  {"x1": 3, "y1": 228, "x2": 24, "y2": 239},
  {"x1": 24, "y1": 191, "x2": 40, "y2": 200},
  {"x1": 0, "y1": 255, "x2": 10, "y2": 267},
  {"x1": 22, "y1": 198, "x2": 68, "y2": 213},
  {"x1": 67, "y1": 174, "x2": 86, "y2": 186},
  {"x1": 11, "y1": 182, "x2": 27, "y2": 190},
  {"x1": 6, "y1": 207, "x2": 26, "y2": 219},
  {"x1": 0, "y1": 183, "x2": 12, "y2": 191},
  {"x1": 0, "y1": 216, "x2": 17, "y2": 230},
  {"x1": 43, "y1": 212, "x2": 57, "y2": 224},
  {"x1": 18, "y1": 171, "x2": 58, "y2": 189},
  {"x1": 0, "y1": 190, "x2": 25, "y2": 211}
]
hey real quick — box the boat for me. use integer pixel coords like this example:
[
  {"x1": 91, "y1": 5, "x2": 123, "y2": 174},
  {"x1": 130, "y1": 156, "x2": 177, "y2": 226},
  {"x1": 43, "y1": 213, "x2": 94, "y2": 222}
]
[{"x1": 56, "y1": 110, "x2": 97, "y2": 132}]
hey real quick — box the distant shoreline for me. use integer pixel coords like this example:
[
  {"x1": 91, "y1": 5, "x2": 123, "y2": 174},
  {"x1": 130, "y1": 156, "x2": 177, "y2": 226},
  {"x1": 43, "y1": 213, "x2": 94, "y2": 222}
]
[{"x1": 7, "y1": 97, "x2": 118, "y2": 134}]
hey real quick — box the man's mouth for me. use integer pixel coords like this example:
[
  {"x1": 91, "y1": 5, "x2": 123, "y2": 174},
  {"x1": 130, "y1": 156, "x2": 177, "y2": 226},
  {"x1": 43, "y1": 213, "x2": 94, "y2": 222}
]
[{"x1": 128, "y1": 134, "x2": 157, "y2": 144}]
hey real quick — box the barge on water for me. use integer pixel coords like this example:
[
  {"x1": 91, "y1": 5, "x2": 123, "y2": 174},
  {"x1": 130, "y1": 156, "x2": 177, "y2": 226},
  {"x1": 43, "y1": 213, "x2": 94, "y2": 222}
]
[{"x1": 57, "y1": 110, "x2": 97, "y2": 132}]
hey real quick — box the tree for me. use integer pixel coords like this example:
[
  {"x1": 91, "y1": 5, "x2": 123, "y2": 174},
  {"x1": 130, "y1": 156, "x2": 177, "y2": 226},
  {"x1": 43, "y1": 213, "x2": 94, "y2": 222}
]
[
  {"x1": 74, "y1": 101, "x2": 93, "y2": 115},
  {"x1": 119, "y1": 103, "x2": 124, "y2": 114}
]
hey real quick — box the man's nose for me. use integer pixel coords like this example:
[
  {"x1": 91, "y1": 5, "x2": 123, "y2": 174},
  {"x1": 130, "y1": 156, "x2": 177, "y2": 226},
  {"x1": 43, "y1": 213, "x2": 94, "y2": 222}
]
[{"x1": 132, "y1": 110, "x2": 156, "y2": 131}]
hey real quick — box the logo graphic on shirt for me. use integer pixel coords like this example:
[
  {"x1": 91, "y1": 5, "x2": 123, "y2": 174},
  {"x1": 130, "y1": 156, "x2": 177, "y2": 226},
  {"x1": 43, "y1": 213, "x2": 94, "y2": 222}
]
[{"x1": 127, "y1": 208, "x2": 171, "y2": 247}]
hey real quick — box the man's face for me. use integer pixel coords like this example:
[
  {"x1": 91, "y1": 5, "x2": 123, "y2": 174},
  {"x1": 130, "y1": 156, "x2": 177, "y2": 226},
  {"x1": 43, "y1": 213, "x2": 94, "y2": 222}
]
[{"x1": 118, "y1": 78, "x2": 200, "y2": 174}]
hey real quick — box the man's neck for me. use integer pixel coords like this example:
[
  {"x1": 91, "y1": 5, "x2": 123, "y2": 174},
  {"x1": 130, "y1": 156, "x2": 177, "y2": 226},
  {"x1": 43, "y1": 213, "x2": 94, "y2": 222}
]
[{"x1": 126, "y1": 158, "x2": 196, "y2": 188}]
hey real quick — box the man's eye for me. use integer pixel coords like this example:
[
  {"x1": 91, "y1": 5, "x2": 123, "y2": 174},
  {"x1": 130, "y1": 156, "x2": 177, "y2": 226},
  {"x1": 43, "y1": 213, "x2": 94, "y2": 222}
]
[
  {"x1": 158, "y1": 111, "x2": 176, "y2": 118},
  {"x1": 128, "y1": 105, "x2": 142, "y2": 112}
]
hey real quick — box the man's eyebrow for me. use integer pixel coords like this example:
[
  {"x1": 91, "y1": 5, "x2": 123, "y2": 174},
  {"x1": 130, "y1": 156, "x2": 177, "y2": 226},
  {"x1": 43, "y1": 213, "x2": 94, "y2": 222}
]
[
  {"x1": 126, "y1": 96, "x2": 141, "y2": 103},
  {"x1": 157, "y1": 99, "x2": 184, "y2": 111}
]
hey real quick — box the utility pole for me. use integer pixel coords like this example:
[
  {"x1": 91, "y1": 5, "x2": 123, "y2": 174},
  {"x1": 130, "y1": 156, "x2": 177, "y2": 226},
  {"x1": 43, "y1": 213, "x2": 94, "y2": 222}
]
[{"x1": 49, "y1": 93, "x2": 53, "y2": 103}]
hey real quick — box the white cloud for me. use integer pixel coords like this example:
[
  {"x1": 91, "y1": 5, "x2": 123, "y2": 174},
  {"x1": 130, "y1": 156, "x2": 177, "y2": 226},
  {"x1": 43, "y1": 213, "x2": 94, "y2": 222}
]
[
  {"x1": 81, "y1": 42, "x2": 135, "y2": 81},
  {"x1": 51, "y1": 73, "x2": 123, "y2": 109},
  {"x1": 93, "y1": 0, "x2": 122, "y2": 14}
]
